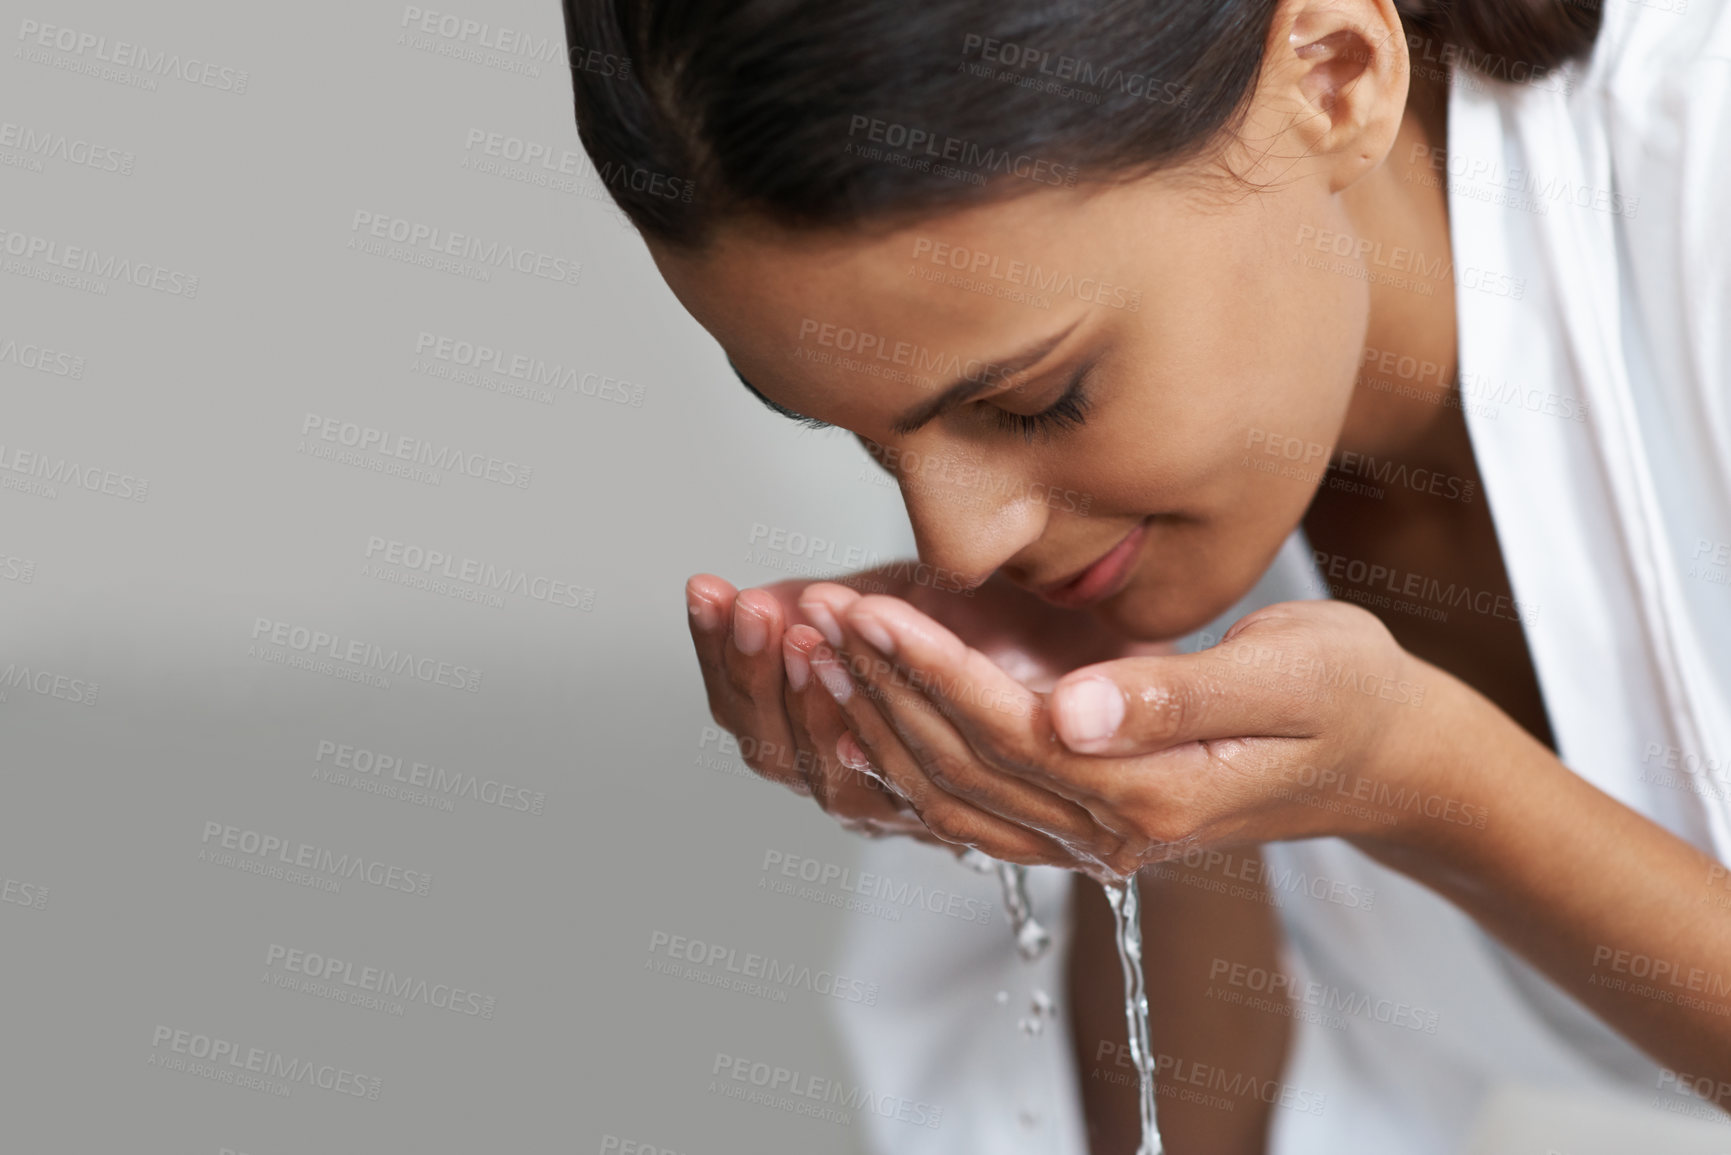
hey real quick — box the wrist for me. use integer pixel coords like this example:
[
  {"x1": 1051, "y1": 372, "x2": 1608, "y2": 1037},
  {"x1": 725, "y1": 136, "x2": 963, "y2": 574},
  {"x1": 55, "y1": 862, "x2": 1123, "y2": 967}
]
[{"x1": 1348, "y1": 657, "x2": 1502, "y2": 867}]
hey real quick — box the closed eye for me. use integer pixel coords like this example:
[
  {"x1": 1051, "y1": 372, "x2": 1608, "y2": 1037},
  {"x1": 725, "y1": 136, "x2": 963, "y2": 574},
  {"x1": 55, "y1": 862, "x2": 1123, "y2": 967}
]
[{"x1": 992, "y1": 363, "x2": 1094, "y2": 442}]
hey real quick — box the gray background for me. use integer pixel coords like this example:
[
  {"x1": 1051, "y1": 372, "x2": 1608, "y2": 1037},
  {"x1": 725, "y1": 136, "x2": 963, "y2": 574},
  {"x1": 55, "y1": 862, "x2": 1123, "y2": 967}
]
[
  {"x1": 9, "y1": 4, "x2": 1731, "y2": 1155},
  {"x1": 1, "y1": 2, "x2": 912, "y2": 1150}
]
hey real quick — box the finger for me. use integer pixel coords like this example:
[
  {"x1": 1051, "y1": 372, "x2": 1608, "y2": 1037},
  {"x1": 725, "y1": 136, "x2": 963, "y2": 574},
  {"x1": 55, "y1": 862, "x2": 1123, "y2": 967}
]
[
  {"x1": 828, "y1": 593, "x2": 1155, "y2": 844},
  {"x1": 808, "y1": 640, "x2": 1071, "y2": 866},
  {"x1": 825, "y1": 592, "x2": 1053, "y2": 764},
  {"x1": 832, "y1": 597, "x2": 1104, "y2": 848},
  {"x1": 834, "y1": 731, "x2": 953, "y2": 846},
  {"x1": 716, "y1": 587, "x2": 808, "y2": 792},
  {"x1": 686, "y1": 574, "x2": 739, "y2": 710},
  {"x1": 1050, "y1": 649, "x2": 1319, "y2": 757},
  {"x1": 782, "y1": 625, "x2": 914, "y2": 833}
]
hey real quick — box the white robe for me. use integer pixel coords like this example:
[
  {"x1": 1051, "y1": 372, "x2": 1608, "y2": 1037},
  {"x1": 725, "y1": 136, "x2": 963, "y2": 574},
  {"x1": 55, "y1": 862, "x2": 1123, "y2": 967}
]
[{"x1": 828, "y1": 2, "x2": 1731, "y2": 1151}]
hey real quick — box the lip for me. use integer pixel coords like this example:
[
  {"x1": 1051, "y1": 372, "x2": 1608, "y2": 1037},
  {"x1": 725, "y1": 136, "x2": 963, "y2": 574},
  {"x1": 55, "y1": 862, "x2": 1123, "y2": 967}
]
[{"x1": 1036, "y1": 520, "x2": 1150, "y2": 609}]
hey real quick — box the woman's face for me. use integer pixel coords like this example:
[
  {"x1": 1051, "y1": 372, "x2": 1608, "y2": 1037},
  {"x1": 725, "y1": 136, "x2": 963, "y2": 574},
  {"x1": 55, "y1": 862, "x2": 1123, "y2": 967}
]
[{"x1": 648, "y1": 160, "x2": 1369, "y2": 641}]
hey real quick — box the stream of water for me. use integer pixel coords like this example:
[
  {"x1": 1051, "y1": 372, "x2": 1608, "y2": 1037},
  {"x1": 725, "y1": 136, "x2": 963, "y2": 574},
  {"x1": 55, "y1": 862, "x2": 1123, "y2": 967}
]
[
  {"x1": 1103, "y1": 875, "x2": 1163, "y2": 1155},
  {"x1": 972, "y1": 855, "x2": 1164, "y2": 1153}
]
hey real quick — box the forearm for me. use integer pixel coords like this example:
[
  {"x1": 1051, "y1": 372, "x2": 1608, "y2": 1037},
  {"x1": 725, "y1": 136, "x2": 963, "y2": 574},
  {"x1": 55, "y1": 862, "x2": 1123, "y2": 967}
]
[
  {"x1": 1356, "y1": 662, "x2": 1731, "y2": 1098},
  {"x1": 1067, "y1": 851, "x2": 1292, "y2": 1155}
]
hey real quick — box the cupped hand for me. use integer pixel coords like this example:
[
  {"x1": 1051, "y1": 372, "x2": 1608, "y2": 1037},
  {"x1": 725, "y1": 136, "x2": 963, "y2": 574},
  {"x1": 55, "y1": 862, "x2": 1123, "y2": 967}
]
[
  {"x1": 685, "y1": 565, "x2": 1155, "y2": 847},
  {"x1": 797, "y1": 585, "x2": 1446, "y2": 882}
]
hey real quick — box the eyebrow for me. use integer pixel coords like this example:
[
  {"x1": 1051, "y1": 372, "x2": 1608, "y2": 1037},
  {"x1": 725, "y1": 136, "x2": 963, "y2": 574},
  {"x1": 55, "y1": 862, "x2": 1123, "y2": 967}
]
[
  {"x1": 727, "y1": 316, "x2": 1083, "y2": 436},
  {"x1": 888, "y1": 318, "x2": 1083, "y2": 436}
]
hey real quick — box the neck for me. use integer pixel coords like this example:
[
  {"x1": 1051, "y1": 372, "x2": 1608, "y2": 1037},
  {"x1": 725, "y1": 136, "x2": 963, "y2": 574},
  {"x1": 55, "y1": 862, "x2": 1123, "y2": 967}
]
[{"x1": 1333, "y1": 65, "x2": 1466, "y2": 468}]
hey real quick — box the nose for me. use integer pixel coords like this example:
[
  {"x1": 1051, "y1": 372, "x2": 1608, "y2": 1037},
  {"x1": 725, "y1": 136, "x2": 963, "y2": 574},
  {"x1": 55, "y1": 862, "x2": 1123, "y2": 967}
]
[{"x1": 887, "y1": 435, "x2": 1049, "y2": 587}]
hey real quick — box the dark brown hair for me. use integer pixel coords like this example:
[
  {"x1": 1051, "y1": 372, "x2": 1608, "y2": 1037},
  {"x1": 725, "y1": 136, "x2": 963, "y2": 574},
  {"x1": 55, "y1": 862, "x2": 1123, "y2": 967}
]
[{"x1": 560, "y1": 0, "x2": 1601, "y2": 248}]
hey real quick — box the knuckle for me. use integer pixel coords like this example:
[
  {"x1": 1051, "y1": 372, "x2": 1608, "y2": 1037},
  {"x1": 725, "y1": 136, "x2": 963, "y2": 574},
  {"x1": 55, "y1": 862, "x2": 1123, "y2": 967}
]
[
  {"x1": 724, "y1": 657, "x2": 758, "y2": 698},
  {"x1": 1139, "y1": 685, "x2": 1190, "y2": 744},
  {"x1": 921, "y1": 750, "x2": 975, "y2": 790},
  {"x1": 1141, "y1": 810, "x2": 1194, "y2": 848},
  {"x1": 920, "y1": 802, "x2": 980, "y2": 847}
]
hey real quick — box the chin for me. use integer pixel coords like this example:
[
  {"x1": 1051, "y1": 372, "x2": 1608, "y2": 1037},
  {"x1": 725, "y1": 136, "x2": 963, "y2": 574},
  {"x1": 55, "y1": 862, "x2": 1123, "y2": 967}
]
[{"x1": 1095, "y1": 576, "x2": 1252, "y2": 644}]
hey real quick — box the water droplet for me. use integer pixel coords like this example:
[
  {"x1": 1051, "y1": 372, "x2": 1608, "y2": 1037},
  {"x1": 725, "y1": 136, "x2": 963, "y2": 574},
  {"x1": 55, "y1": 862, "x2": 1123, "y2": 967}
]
[{"x1": 959, "y1": 848, "x2": 997, "y2": 875}]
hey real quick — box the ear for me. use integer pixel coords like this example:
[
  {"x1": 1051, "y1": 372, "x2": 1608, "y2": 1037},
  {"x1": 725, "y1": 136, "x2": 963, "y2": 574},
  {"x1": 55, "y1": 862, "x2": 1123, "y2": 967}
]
[{"x1": 1242, "y1": 0, "x2": 1409, "y2": 192}]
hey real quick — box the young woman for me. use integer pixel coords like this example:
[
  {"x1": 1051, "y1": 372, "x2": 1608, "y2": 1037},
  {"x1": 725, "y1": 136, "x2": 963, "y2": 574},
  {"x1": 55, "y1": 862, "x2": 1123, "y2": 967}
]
[{"x1": 562, "y1": 0, "x2": 1731, "y2": 1151}]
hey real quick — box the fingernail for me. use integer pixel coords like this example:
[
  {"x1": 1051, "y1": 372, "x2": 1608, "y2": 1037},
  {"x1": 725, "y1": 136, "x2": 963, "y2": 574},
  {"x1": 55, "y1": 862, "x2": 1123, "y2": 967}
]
[
  {"x1": 733, "y1": 599, "x2": 768, "y2": 655},
  {"x1": 688, "y1": 591, "x2": 721, "y2": 632},
  {"x1": 850, "y1": 610, "x2": 896, "y2": 657},
  {"x1": 1057, "y1": 677, "x2": 1124, "y2": 746},
  {"x1": 783, "y1": 642, "x2": 811, "y2": 692},
  {"x1": 837, "y1": 731, "x2": 870, "y2": 770},
  {"x1": 812, "y1": 651, "x2": 853, "y2": 703},
  {"x1": 803, "y1": 600, "x2": 843, "y2": 647}
]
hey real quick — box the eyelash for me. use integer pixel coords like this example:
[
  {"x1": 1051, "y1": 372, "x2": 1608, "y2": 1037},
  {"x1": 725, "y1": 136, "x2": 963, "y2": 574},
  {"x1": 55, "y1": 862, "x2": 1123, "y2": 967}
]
[{"x1": 992, "y1": 369, "x2": 1094, "y2": 442}]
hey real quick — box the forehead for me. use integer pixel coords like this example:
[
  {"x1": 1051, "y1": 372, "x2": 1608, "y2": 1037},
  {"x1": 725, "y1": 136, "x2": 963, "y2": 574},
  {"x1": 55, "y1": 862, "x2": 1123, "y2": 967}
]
[{"x1": 648, "y1": 182, "x2": 1160, "y2": 427}]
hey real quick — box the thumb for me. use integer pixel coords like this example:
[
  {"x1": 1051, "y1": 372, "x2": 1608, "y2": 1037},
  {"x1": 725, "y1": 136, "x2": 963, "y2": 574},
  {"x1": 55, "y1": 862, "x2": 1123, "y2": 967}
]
[{"x1": 1049, "y1": 655, "x2": 1249, "y2": 756}]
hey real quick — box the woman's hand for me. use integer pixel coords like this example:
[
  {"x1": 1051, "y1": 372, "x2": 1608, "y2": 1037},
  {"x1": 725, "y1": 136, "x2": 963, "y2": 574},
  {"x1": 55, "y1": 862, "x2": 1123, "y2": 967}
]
[
  {"x1": 685, "y1": 565, "x2": 1151, "y2": 845},
  {"x1": 797, "y1": 583, "x2": 1451, "y2": 881}
]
